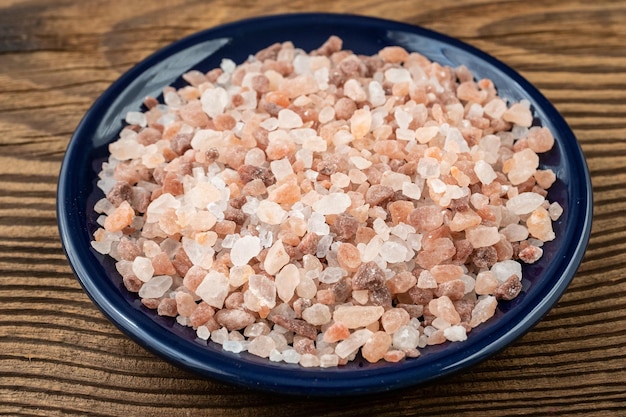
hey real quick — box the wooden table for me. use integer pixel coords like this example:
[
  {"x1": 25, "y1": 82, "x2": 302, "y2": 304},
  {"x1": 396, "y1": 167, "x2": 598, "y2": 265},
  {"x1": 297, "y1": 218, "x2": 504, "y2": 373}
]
[{"x1": 1, "y1": 0, "x2": 624, "y2": 415}]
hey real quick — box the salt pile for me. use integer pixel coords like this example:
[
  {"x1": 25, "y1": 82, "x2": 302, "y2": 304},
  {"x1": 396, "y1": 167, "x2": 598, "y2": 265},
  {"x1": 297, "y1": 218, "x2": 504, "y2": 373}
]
[{"x1": 91, "y1": 36, "x2": 561, "y2": 367}]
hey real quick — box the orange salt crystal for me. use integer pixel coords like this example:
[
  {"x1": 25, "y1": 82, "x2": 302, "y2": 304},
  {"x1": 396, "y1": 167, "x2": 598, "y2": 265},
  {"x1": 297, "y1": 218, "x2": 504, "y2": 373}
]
[
  {"x1": 175, "y1": 292, "x2": 197, "y2": 317},
  {"x1": 152, "y1": 252, "x2": 177, "y2": 276},
  {"x1": 323, "y1": 322, "x2": 351, "y2": 343},
  {"x1": 265, "y1": 91, "x2": 290, "y2": 108},
  {"x1": 103, "y1": 201, "x2": 134, "y2": 232},
  {"x1": 362, "y1": 331, "x2": 392, "y2": 363},
  {"x1": 268, "y1": 182, "x2": 302, "y2": 206},
  {"x1": 383, "y1": 349, "x2": 406, "y2": 363},
  {"x1": 386, "y1": 271, "x2": 417, "y2": 294},
  {"x1": 388, "y1": 200, "x2": 414, "y2": 225},
  {"x1": 527, "y1": 206, "x2": 556, "y2": 241},
  {"x1": 336, "y1": 242, "x2": 362, "y2": 272}
]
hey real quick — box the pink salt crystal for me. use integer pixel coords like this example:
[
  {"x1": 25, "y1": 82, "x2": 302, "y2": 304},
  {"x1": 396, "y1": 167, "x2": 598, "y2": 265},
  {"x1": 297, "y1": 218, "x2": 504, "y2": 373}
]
[
  {"x1": 248, "y1": 335, "x2": 276, "y2": 358},
  {"x1": 277, "y1": 108, "x2": 303, "y2": 129},
  {"x1": 386, "y1": 271, "x2": 417, "y2": 294},
  {"x1": 214, "y1": 309, "x2": 256, "y2": 331},
  {"x1": 175, "y1": 292, "x2": 197, "y2": 317},
  {"x1": 500, "y1": 223, "x2": 529, "y2": 242},
  {"x1": 534, "y1": 169, "x2": 556, "y2": 189},
  {"x1": 466, "y1": 225, "x2": 501, "y2": 248},
  {"x1": 263, "y1": 240, "x2": 290, "y2": 275},
  {"x1": 333, "y1": 305, "x2": 384, "y2": 329},
  {"x1": 350, "y1": 108, "x2": 372, "y2": 139},
  {"x1": 275, "y1": 263, "x2": 300, "y2": 303},
  {"x1": 362, "y1": 331, "x2": 392, "y2": 363},
  {"x1": 188, "y1": 301, "x2": 215, "y2": 328},
  {"x1": 381, "y1": 308, "x2": 411, "y2": 334},
  {"x1": 449, "y1": 209, "x2": 482, "y2": 232},
  {"x1": 503, "y1": 102, "x2": 533, "y2": 127},
  {"x1": 527, "y1": 206, "x2": 556, "y2": 241},
  {"x1": 157, "y1": 298, "x2": 177, "y2": 317},
  {"x1": 548, "y1": 201, "x2": 563, "y2": 221},
  {"x1": 470, "y1": 296, "x2": 498, "y2": 327},
  {"x1": 435, "y1": 280, "x2": 466, "y2": 301},
  {"x1": 504, "y1": 148, "x2": 539, "y2": 185},
  {"x1": 527, "y1": 126, "x2": 555, "y2": 153},
  {"x1": 434, "y1": 296, "x2": 461, "y2": 325},
  {"x1": 519, "y1": 245, "x2": 543, "y2": 264},
  {"x1": 132, "y1": 256, "x2": 154, "y2": 283},
  {"x1": 407, "y1": 205, "x2": 444, "y2": 232},
  {"x1": 430, "y1": 264, "x2": 464, "y2": 283}
]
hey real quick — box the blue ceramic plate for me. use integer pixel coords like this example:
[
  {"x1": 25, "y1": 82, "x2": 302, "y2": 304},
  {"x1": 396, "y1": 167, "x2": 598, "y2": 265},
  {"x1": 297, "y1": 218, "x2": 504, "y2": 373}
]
[{"x1": 57, "y1": 13, "x2": 592, "y2": 396}]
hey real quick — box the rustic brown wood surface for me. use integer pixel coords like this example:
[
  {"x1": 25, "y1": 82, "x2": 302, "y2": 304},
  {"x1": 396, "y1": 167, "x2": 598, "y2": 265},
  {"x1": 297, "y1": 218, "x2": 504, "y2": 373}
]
[{"x1": 1, "y1": 0, "x2": 624, "y2": 415}]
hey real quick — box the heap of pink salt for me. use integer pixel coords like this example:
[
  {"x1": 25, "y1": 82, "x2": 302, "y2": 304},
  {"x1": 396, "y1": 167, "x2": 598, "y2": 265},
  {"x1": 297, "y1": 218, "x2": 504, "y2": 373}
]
[{"x1": 91, "y1": 36, "x2": 562, "y2": 368}]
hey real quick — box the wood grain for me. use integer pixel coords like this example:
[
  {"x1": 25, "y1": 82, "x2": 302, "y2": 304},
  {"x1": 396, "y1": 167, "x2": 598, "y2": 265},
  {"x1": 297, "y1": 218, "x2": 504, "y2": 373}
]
[{"x1": 1, "y1": 0, "x2": 625, "y2": 415}]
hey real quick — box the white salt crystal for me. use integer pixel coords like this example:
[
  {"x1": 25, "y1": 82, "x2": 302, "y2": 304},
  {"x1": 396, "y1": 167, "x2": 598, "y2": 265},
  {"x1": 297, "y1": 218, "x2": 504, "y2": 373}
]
[
  {"x1": 282, "y1": 349, "x2": 301, "y2": 364},
  {"x1": 402, "y1": 182, "x2": 422, "y2": 200},
  {"x1": 319, "y1": 354, "x2": 340, "y2": 368},
  {"x1": 491, "y1": 260, "x2": 523, "y2": 282},
  {"x1": 109, "y1": 138, "x2": 145, "y2": 161},
  {"x1": 269, "y1": 349, "x2": 283, "y2": 362},
  {"x1": 549, "y1": 201, "x2": 564, "y2": 220},
  {"x1": 307, "y1": 211, "x2": 330, "y2": 235},
  {"x1": 182, "y1": 236, "x2": 214, "y2": 269},
  {"x1": 132, "y1": 256, "x2": 154, "y2": 282},
  {"x1": 417, "y1": 157, "x2": 441, "y2": 178},
  {"x1": 318, "y1": 266, "x2": 346, "y2": 284},
  {"x1": 302, "y1": 303, "x2": 332, "y2": 326},
  {"x1": 259, "y1": 117, "x2": 279, "y2": 131},
  {"x1": 444, "y1": 127, "x2": 470, "y2": 153},
  {"x1": 196, "y1": 325, "x2": 211, "y2": 341},
  {"x1": 392, "y1": 325, "x2": 420, "y2": 350},
  {"x1": 350, "y1": 155, "x2": 372, "y2": 169},
  {"x1": 300, "y1": 353, "x2": 321, "y2": 368},
  {"x1": 278, "y1": 108, "x2": 303, "y2": 129},
  {"x1": 270, "y1": 158, "x2": 294, "y2": 181},
  {"x1": 201, "y1": 87, "x2": 228, "y2": 118},
  {"x1": 335, "y1": 329, "x2": 373, "y2": 359},
  {"x1": 244, "y1": 147, "x2": 267, "y2": 166},
  {"x1": 344, "y1": 78, "x2": 367, "y2": 102},
  {"x1": 223, "y1": 340, "x2": 249, "y2": 353},
  {"x1": 138, "y1": 275, "x2": 172, "y2": 299},
  {"x1": 474, "y1": 160, "x2": 497, "y2": 185},
  {"x1": 501, "y1": 223, "x2": 530, "y2": 242},
  {"x1": 348, "y1": 168, "x2": 368, "y2": 184},
  {"x1": 396, "y1": 128, "x2": 416, "y2": 141},
  {"x1": 368, "y1": 80, "x2": 386, "y2": 107},
  {"x1": 312, "y1": 193, "x2": 351, "y2": 215},
  {"x1": 230, "y1": 235, "x2": 261, "y2": 266},
  {"x1": 211, "y1": 327, "x2": 228, "y2": 344},
  {"x1": 362, "y1": 235, "x2": 384, "y2": 262},
  {"x1": 196, "y1": 270, "x2": 230, "y2": 308},
  {"x1": 318, "y1": 106, "x2": 335, "y2": 123},
  {"x1": 415, "y1": 126, "x2": 439, "y2": 144},
  {"x1": 406, "y1": 233, "x2": 423, "y2": 251},
  {"x1": 391, "y1": 223, "x2": 416, "y2": 240},
  {"x1": 380, "y1": 240, "x2": 408, "y2": 264},
  {"x1": 506, "y1": 192, "x2": 545, "y2": 215},
  {"x1": 125, "y1": 111, "x2": 147, "y2": 127},
  {"x1": 444, "y1": 325, "x2": 467, "y2": 342},
  {"x1": 256, "y1": 200, "x2": 287, "y2": 225},
  {"x1": 385, "y1": 67, "x2": 411, "y2": 83},
  {"x1": 380, "y1": 171, "x2": 411, "y2": 191},
  {"x1": 330, "y1": 172, "x2": 351, "y2": 188}
]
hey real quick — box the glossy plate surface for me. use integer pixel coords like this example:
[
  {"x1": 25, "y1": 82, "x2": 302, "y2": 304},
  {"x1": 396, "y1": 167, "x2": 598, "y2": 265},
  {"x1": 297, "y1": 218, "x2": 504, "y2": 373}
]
[{"x1": 57, "y1": 13, "x2": 592, "y2": 396}]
